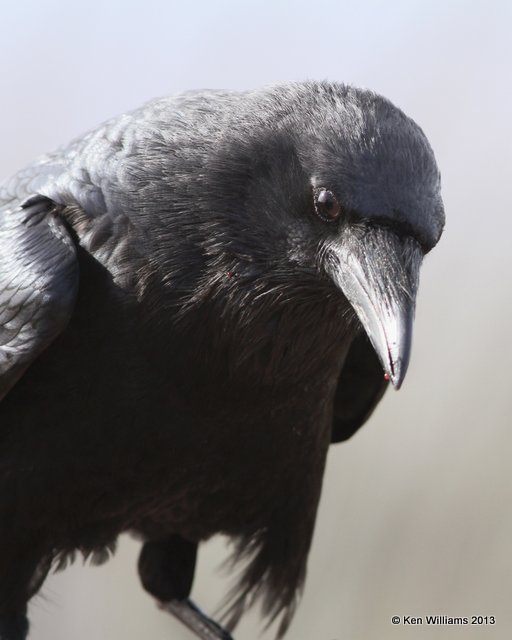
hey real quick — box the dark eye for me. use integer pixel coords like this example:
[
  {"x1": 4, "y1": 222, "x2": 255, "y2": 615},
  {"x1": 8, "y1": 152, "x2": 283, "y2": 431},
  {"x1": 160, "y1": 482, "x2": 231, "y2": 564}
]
[{"x1": 313, "y1": 188, "x2": 342, "y2": 222}]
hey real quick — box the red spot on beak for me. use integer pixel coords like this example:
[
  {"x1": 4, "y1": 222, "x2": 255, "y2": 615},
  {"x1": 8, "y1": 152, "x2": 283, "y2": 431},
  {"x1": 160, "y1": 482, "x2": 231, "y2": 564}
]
[{"x1": 384, "y1": 372, "x2": 390, "y2": 381}]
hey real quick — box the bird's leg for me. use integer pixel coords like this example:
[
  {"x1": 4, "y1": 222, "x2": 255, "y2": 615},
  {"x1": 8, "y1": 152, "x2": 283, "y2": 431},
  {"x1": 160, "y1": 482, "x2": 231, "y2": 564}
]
[
  {"x1": 0, "y1": 610, "x2": 28, "y2": 640},
  {"x1": 0, "y1": 533, "x2": 47, "y2": 640},
  {"x1": 138, "y1": 535, "x2": 234, "y2": 640}
]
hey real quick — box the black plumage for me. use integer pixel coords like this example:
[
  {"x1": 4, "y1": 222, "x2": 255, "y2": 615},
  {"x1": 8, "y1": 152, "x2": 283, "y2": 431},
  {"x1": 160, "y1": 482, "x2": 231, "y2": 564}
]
[{"x1": 0, "y1": 82, "x2": 444, "y2": 639}]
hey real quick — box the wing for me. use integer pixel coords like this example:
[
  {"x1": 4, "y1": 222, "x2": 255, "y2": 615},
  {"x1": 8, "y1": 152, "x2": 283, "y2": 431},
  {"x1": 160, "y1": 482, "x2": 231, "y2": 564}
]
[
  {"x1": 0, "y1": 101, "x2": 169, "y2": 404},
  {"x1": 0, "y1": 194, "x2": 79, "y2": 401},
  {"x1": 331, "y1": 332, "x2": 389, "y2": 443}
]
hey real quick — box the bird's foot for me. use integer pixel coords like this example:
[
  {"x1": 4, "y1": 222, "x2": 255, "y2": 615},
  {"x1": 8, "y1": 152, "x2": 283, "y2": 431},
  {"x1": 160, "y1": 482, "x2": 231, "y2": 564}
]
[
  {"x1": 0, "y1": 610, "x2": 28, "y2": 640},
  {"x1": 159, "y1": 598, "x2": 234, "y2": 640}
]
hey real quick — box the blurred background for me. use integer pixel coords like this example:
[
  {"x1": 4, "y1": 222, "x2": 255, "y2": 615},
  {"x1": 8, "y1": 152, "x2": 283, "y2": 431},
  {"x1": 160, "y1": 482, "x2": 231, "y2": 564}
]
[{"x1": 1, "y1": 1, "x2": 511, "y2": 638}]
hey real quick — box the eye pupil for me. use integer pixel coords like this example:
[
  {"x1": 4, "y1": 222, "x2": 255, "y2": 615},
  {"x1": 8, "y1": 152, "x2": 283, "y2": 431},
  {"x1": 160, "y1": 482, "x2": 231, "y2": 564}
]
[{"x1": 314, "y1": 188, "x2": 342, "y2": 221}]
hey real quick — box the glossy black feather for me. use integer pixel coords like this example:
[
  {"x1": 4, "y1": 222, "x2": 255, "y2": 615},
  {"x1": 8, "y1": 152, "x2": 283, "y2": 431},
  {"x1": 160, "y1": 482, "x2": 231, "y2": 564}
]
[
  {"x1": 331, "y1": 333, "x2": 389, "y2": 443},
  {"x1": 0, "y1": 195, "x2": 78, "y2": 401}
]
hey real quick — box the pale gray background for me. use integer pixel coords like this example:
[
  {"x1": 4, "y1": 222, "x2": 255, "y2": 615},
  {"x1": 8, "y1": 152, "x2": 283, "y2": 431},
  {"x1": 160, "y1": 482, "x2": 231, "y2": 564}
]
[{"x1": 1, "y1": 1, "x2": 511, "y2": 639}]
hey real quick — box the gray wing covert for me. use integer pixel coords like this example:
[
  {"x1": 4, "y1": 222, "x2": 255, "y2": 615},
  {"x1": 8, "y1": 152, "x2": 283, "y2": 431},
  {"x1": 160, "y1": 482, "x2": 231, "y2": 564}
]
[{"x1": 0, "y1": 194, "x2": 79, "y2": 401}]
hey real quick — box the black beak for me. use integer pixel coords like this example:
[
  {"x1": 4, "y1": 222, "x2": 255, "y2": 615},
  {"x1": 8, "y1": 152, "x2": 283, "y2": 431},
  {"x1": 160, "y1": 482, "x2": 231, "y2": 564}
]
[{"x1": 324, "y1": 225, "x2": 423, "y2": 389}]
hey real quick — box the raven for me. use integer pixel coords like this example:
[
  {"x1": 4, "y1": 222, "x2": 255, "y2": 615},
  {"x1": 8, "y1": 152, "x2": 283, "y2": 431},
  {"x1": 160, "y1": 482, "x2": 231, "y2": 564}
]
[{"x1": 0, "y1": 82, "x2": 444, "y2": 640}]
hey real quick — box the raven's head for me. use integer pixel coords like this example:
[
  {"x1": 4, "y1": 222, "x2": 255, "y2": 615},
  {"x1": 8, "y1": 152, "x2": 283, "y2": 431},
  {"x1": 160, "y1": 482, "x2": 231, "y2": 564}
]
[{"x1": 203, "y1": 82, "x2": 444, "y2": 386}]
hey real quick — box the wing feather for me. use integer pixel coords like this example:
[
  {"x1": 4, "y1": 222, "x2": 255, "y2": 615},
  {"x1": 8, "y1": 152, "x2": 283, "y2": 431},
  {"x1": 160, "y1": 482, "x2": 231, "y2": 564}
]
[{"x1": 0, "y1": 195, "x2": 79, "y2": 401}]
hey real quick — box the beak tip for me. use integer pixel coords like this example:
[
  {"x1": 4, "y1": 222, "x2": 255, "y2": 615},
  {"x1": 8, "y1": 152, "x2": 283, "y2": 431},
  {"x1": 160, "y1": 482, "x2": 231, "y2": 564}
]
[
  {"x1": 390, "y1": 374, "x2": 403, "y2": 390},
  {"x1": 386, "y1": 358, "x2": 408, "y2": 390},
  {"x1": 384, "y1": 371, "x2": 402, "y2": 389}
]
